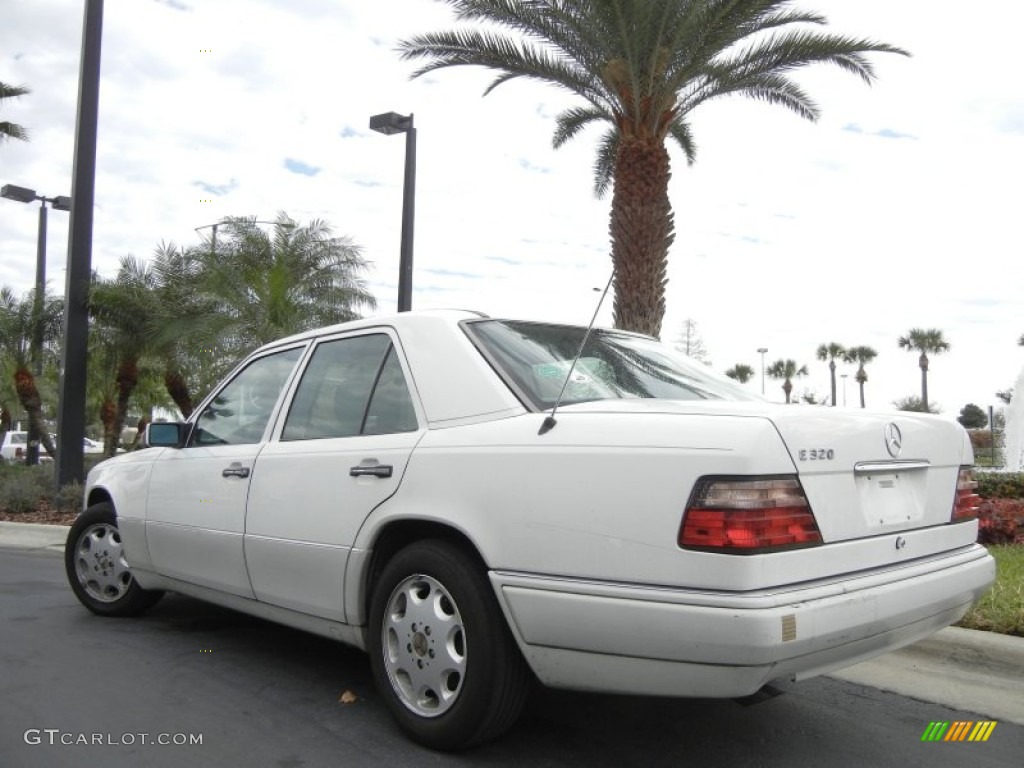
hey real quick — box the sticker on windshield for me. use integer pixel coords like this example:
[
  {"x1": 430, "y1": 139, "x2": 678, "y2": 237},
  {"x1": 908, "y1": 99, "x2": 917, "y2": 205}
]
[{"x1": 532, "y1": 358, "x2": 617, "y2": 401}]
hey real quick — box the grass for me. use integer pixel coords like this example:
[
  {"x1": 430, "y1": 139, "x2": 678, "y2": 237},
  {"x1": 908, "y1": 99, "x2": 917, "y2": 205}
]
[{"x1": 957, "y1": 545, "x2": 1024, "y2": 637}]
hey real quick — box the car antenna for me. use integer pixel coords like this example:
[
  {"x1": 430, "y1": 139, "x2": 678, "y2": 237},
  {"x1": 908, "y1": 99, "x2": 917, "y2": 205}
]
[{"x1": 538, "y1": 269, "x2": 615, "y2": 436}]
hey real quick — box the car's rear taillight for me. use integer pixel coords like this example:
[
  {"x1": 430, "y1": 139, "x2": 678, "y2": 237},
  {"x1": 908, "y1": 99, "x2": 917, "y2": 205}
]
[
  {"x1": 679, "y1": 476, "x2": 822, "y2": 554},
  {"x1": 951, "y1": 467, "x2": 980, "y2": 522}
]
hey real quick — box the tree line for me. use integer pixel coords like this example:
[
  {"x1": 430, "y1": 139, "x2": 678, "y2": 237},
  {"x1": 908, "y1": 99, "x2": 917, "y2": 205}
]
[
  {"x1": 722, "y1": 330, "x2": 1024, "y2": 417},
  {"x1": 0, "y1": 213, "x2": 375, "y2": 459}
]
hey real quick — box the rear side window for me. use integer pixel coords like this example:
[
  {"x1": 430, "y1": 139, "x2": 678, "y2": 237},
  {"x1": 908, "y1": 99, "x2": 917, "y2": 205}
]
[{"x1": 282, "y1": 335, "x2": 418, "y2": 441}]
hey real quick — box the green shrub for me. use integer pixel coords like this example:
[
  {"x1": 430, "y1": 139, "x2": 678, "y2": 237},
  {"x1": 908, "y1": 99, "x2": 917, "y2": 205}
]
[
  {"x1": 0, "y1": 473, "x2": 47, "y2": 514},
  {"x1": 55, "y1": 481, "x2": 84, "y2": 513},
  {"x1": 976, "y1": 471, "x2": 1024, "y2": 499}
]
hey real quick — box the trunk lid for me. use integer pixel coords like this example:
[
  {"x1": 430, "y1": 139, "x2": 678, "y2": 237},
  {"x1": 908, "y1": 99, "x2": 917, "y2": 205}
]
[
  {"x1": 767, "y1": 407, "x2": 969, "y2": 542},
  {"x1": 561, "y1": 399, "x2": 971, "y2": 544}
]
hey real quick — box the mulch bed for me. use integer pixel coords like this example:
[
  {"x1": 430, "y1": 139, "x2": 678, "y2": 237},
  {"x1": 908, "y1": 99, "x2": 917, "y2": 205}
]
[{"x1": 0, "y1": 504, "x2": 77, "y2": 526}]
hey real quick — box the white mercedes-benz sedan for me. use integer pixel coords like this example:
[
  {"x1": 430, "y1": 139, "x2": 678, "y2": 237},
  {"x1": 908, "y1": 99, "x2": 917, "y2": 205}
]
[{"x1": 65, "y1": 310, "x2": 994, "y2": 749}]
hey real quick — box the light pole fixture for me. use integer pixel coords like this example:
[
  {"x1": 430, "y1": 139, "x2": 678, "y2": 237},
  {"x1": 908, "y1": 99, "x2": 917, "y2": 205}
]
[
  {"x1": 195, "y1": 219, "x2": 277, "y2": 252},
  {"x1": 370, "y1": 111, "x2": 416, "y2": 312},
  {"x1": 1, "y1": 184, "x2": 72, "y2": 465},
  {"x1": 757, "y1": 347, "x2": 768, "y2": 395}
]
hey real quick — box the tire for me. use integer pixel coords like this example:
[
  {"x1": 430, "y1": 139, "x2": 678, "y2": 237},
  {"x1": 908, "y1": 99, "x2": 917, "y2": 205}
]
[
  {"x1": 368, "y1": 539, "x2": 530, "y2": 750},
  {"x1": 65, "y1": 502, "x2": 163, "y2": 617}
]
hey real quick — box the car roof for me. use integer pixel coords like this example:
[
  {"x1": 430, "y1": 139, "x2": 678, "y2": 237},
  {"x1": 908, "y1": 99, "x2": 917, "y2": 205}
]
[{"x1": 258, "y1": 310, "x2": 525, "y2": 427}]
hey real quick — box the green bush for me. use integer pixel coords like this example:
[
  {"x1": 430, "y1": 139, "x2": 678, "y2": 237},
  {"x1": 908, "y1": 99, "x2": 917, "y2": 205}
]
[
  {"x1": 55, "y1": 481, "x2": 84, "y2": 513},
  {"x1": 976, "y1": 471, "x2": 1024, "y2": 500},
  {"x1": 0, "y1": 473, "x2": 48, "y2": 515}
]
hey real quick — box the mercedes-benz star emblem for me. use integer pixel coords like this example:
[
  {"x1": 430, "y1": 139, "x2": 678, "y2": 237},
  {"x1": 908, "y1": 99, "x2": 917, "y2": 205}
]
[{"x1": 884, "y1": 423, "x2": 903, "y2": 458}]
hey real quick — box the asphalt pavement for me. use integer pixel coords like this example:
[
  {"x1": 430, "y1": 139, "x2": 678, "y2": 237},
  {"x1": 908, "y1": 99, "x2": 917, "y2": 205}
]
[{"x1": 4, "y1": 520, "x2": 1022, "y2": 727}]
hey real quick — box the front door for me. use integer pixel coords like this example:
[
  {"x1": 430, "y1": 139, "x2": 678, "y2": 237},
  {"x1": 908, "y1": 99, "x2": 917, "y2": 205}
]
[{"x1": 146, "y1": 346, "x2": 304, "y2": 596}]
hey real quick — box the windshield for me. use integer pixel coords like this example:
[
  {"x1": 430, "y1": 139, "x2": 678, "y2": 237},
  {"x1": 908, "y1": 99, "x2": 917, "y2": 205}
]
[{"x1": 465, "y1": 320, "x2": 760, "y2": 410}]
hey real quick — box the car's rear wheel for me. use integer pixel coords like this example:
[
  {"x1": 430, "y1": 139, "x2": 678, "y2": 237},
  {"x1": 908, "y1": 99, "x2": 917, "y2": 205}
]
[
  {"x1": 368, "y1": 539, "x2": 529, "y2": 750},
  {"x1": 65, "y1": 502, "x2": 163, "y2": 616}
]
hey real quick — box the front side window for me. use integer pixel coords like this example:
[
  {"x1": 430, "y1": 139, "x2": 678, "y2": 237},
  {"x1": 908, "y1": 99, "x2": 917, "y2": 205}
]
[
  {"x1": 465, "y1": 320, "x2": 760, "y2": 410},
  {"x1": 193, "y1": 347, "x2": 303, "y2": 446},
  {"x1": 282, "y1": 334, "x2": 418, "y2": 441}
]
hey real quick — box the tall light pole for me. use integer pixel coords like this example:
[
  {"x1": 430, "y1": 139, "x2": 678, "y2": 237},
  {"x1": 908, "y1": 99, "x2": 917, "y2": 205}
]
[
  {"x1": 1, "y1": 184, "x2": 72, "y2": 465},
  {"x1": 757, "y1": 347, "x2": 768, "y2": 395},
  {"x1": 369, "y1": 111, "x2": 416, "y2": 312},
  {"x1": 55, "y1": 0, "x2": 104, "y2": 491}
]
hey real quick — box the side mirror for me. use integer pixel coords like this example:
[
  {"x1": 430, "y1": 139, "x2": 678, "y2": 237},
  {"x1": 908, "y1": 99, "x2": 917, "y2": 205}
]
[{"x1": 146, "y1": 422, "x2": 189, "y2": 448}]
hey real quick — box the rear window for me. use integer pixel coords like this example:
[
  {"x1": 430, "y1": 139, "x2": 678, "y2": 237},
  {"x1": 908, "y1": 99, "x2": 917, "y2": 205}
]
[{"x1": 465, "y1": 320, "x2": 760, "y2": 410}]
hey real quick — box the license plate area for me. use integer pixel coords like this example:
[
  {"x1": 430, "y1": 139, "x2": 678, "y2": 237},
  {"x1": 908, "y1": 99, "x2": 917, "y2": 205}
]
[{"x1": 854, "y1": 464, "x2": 927, "y2": 529}]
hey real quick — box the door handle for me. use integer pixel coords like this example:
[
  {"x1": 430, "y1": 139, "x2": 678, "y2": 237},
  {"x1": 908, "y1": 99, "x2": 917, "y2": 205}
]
[
  {"x1": 349, "y1": 464, "x2": 393, "y2": 478},
  {"x1": 222, "y1": 463, "x2": 251, "y2": 479}
]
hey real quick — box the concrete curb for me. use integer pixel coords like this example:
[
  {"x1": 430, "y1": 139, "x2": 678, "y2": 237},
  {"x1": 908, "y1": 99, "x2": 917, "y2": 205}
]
[
  {"x1": 1, "y1": 521, "x2": 1021, "y2": 724},
  {"x1": 829, "y1": 625, "x2": 1024, "y2": 725},
  {"x1": 0, "y1": 521, "x2": 69, "y2": 552}
]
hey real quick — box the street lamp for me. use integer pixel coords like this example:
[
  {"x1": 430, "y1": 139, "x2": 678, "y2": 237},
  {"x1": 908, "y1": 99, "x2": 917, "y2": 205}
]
[
  {"x1": 370, "y1": 111, "x2": 416, "y2": 312},
  {"x1": 841, "y1": 374, "x2": 848, "y2": 407},
  {"x1": 757, "y1": 347, "x2": 768, "y2": 395},
  {"x1": 1, "y1": 184, "x2": 72, "y2": 465}
]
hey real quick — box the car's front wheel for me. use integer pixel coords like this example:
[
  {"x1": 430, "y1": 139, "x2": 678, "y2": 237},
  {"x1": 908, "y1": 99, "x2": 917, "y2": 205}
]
[
  {"x1": 65, "y1": 502, "x2": 163, "y2": 617},
  {"x1": 368, "y1": 539, "x2": 530, "y2": 750}
]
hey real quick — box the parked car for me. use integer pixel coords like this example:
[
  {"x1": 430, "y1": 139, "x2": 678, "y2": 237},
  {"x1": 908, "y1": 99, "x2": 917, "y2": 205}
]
[
  {"x1": 0, "y1": 430, "x2": 53, "y2": 463},
  {"x1": 64, "y1": 310, "x2": 994, "y2": 749},
  {"x1": 1, "y1": 431, "x2": 28, "y2": 462}
]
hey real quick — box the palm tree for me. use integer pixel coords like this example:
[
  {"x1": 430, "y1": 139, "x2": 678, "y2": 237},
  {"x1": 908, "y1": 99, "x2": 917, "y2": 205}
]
[
  {"x1": 195, "y1": 212, "x2": 376, "y2": 353},
  {"x1": 816, "y1": 342, "x2": 845, "y2": 406},
  {"x1": 89, "y1": 256, "x2": 162, "y2": 456},
  {"x1": 0, "y1": 286, "x2": 63, "y2": 460},
  {"x1": 1, "y1": 82, "x2": 30, "y2": 143},
  {"x1": 842, "y1": 345, "x2": 877, "y2": 408},
  {"x1": 766, "y1": 358, "x2": 808, "y2": 404},
  {"x1": 897, "y1": 328, "x2": 950, "y2": 414},
  {"x1": 724, "y1": 363, "x2": 754, "y2": 383},
  {"x1": 147, "y1": 242, "x2": 225, "y2": 418},
  {"x1": 399, "y1": 1, "x2": 906, "y2": 337}
]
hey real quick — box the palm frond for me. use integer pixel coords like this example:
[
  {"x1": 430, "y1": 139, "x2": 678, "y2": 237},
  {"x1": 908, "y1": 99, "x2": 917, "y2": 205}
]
[
  {"x1": 592, "y1": 127, "x2": 618, "y2": 198},
  {"x1": 552, "y1": 105, "x2": 609, "y2": 148}
]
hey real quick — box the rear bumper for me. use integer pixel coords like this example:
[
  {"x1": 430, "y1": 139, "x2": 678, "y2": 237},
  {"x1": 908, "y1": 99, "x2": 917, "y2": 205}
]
[{"x1": 490, "y1": 544, "x2": 995, "y2": 698}]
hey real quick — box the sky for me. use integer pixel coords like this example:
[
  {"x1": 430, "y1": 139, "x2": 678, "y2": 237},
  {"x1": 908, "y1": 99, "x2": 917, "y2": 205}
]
[{"x1": 1, "y1": 0, "x2": 1022, "y2": 420}]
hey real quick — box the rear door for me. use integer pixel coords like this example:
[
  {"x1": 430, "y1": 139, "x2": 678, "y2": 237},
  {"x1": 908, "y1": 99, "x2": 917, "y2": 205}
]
[
  {"x1": 146, "y1": 346, "x2": 305, "y2": 596},
  {"x1": 244, "y1": 330, "x2": 423, "y2": 621}
]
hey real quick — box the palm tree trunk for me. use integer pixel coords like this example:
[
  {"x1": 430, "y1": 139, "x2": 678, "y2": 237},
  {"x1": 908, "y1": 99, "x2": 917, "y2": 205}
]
[
  {"x1": 919, "y1": 353, "x2": 929, "y2": 412},
  {"x1": 783, "y1": 379, "x2": 793, "y2": 404},
  {"x1": 111, "y1": 359, "x2": 139, "y2": 456},
  {"x1": 130, "y1": 415, "x2": 150, "y2": 449},
  {"x1": 13, "y1": 367, "x2": 57, "y2": 459},
  {"x1": 0, "y1": 405, "x2": 11, "y2": 459},
  {"x1": 100, "y1": 399, "x2": 117, "y2": 456},
  {"x1": 829, "y1": 360, "x2": 837, "y2": 407},
  {"x1": 609, "y1": 139, "x2": 674, "y2": 338},
  {"x1": 164, "y1": 368, "x2": 194, "y2": 419},
  {"x1": 859, "y1": 381, "x2": 866, "y2": 408}
]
